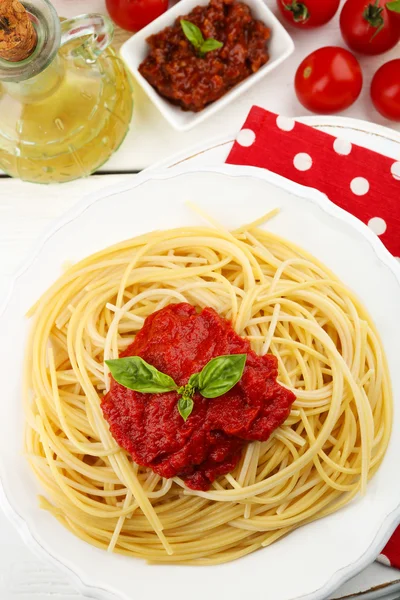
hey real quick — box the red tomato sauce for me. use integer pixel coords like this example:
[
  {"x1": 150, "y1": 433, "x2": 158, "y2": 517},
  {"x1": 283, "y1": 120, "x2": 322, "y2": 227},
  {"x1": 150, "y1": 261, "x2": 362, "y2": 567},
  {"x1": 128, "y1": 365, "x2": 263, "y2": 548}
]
[
  {"x1": 138, "y1": 0, "x2": 271, "y2": 112},
  {"x1": 102, "y1": 303, "x2": 295, "y2": 490}
]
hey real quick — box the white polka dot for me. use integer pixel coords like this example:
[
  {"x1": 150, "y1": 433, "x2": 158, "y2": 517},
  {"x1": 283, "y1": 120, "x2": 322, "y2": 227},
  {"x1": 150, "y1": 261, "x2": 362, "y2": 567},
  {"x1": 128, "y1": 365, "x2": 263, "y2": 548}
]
[
  {"x1": 236, "y1": 129, "x2": 256, "y2": 147},
  {"x1": 276, "y1": 115, "x2": 295, "y2": 132},
  {"x1": 293, "y1": 153, "x2": 312, "y2": 171},
  {"x1": 350, "y1": 177, "x2": 370, "y2": 196},
  {"x1": 391, "y1": 162, "x2": 400, "y2": 181},
  {"x1": 333, "y1": 138, "x2": 352, "y2": 156},
  {"x1": 368, "y1": 217, "x2": 387, "y2": 236},
  {"x1": 377, "y1": 554, "x2": 392, "y2": 567}
]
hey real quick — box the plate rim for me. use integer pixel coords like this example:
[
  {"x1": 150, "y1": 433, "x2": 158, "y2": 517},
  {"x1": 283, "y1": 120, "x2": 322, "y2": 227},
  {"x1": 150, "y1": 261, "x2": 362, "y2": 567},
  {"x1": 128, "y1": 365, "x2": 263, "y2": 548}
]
[
  {"x1": 147, "y1": 115, "x2": 400, "y2": 174},
  {"x1": 1, "y1": 163, "x2": 400, "y2": 600}
]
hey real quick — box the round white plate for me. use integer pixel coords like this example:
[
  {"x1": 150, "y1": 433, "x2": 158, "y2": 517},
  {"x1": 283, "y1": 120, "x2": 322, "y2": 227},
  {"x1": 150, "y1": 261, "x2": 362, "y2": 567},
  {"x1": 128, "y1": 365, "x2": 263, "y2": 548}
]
[{"x1": 1, "y1": 164, "x2": 400, "y2": 600}]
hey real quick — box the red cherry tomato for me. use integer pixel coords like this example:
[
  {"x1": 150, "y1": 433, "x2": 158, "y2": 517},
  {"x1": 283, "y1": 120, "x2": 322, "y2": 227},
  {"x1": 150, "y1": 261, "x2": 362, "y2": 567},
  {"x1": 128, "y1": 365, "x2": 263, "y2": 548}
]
[
  {"x1": 389, "y1": 4, "x2": 400, "y2": 27},
  {"x1": 371, "y1": 59, "x2": 400, "y2": 121},
  {"x1": 106, "y1": 0, "x2": 168, "y2": 32},
  {"x1": 276, "y1": 0, "x2": 340, "y2": 28},
  {"x1": 295, "y1": 47, "x2": 363, "y2": 114},
  {"x1": 340, "y1": 0, "x2": 400, "y2": 56}
]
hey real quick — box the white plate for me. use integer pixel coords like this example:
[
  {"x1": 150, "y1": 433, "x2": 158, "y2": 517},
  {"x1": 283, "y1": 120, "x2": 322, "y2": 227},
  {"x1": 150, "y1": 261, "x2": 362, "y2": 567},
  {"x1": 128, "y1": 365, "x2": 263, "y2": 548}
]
[
  {"x1": 1, "y1": 164, "x2": 400, "y2": 600},
  {"x1": 120, "y1": 0, "x2": 293, "y2": 131}
]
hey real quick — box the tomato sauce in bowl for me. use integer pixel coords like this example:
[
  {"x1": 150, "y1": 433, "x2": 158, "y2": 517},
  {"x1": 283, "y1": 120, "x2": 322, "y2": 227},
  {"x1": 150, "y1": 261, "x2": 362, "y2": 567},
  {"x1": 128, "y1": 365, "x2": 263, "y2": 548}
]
[{"x1": 138, "y1": 0, "x2": 271, "y2": 112}]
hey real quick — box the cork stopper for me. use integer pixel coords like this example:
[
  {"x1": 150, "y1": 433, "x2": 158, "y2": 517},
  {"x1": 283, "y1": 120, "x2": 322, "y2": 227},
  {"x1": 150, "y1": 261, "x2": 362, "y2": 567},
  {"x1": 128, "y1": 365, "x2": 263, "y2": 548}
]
[{"x1": 0, "y1": 0, "x2": 37, "y2": 62}]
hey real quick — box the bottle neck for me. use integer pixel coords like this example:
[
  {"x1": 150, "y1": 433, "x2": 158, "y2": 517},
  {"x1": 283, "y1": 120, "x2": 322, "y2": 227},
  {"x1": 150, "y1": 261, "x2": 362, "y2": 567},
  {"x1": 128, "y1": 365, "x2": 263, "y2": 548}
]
[
  {"x1": 0, "y1": 0, "x2": 60, "y2": 83},
  {"x1": 1, "y1": 52, "x2": 64, "y2": 103}
]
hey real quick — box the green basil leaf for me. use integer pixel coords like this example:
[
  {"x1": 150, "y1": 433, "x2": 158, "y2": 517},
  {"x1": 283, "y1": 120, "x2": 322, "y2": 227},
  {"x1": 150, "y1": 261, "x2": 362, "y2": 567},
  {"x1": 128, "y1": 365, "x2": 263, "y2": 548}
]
[
  {"x1": 199, "y1": 39, "x2": 223, "y2": 55},
  {"x1": 178, "y1": 395, "x2": 194, "y2": 421},
  {"x1": 387, "y1": 1, "x2": 400, "y2": 13},
  {"x1": 180, "y1": 19, "x2": 204, "y2": 50},
  {"x1": 105, "y1": 356, "x2": 178, "y2": 394},
  {"x1": 197, "y1": 354, "x2": 247, "y2": 399},
  {"x1": 188, "y1": 372, "x2": 200, "y2": 388}
]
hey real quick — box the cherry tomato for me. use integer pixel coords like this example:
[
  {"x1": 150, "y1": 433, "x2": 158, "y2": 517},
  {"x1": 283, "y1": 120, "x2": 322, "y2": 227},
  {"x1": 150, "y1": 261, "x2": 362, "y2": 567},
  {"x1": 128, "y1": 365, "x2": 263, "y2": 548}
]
[
  {"x1": 106, "y1": 0, "x2": 168, "y2": 32},
  {"x1": 295, "y1": 47, "x2": 363, "y2": 113},
  {"x1": 340, "y1": 0, "x2": 400, "y2": 56},
  {"x1": 371, "y1": 59, "x2": 400, "y2": 121},
  {"x1": 276, "y1": 0, "x2": 340, "y2": 28}
]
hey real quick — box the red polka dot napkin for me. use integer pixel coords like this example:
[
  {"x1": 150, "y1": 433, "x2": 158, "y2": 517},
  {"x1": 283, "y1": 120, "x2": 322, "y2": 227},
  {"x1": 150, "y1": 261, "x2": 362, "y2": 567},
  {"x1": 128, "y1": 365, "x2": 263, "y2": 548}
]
[
  {"x1": 226, "y1": 107, "x2": 400, "y2": 258},
  {"x1": 226, "y1": 107, "x2": 400, "y2": 569}
]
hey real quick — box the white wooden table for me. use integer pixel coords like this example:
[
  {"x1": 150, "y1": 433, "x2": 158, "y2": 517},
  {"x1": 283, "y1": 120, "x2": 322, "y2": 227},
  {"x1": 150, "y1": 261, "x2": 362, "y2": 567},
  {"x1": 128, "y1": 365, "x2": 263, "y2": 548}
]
[{"x1": 1, "y1": 1, "x2": 400, "y2": 598}]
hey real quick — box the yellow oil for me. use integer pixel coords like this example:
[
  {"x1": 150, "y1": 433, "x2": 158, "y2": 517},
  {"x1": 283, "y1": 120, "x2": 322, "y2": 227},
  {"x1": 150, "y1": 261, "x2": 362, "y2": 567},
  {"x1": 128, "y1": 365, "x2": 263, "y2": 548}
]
[{"x1": 0, "y1": 45, "x2": 133, "y2": 183}]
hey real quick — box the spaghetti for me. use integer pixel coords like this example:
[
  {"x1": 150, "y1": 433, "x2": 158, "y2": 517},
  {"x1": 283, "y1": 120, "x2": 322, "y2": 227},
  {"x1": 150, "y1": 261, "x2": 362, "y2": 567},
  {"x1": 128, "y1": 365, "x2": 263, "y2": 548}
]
[{"x1": 24, "y1": 214, "x2": 392, "y2": 565}]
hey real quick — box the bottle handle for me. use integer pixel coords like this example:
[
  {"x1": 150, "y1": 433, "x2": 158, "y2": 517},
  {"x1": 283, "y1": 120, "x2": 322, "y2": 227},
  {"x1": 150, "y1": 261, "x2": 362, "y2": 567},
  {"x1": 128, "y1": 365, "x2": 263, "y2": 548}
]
[{"x1": 60, "y1": 14, "x2": 114, "y2": 63}]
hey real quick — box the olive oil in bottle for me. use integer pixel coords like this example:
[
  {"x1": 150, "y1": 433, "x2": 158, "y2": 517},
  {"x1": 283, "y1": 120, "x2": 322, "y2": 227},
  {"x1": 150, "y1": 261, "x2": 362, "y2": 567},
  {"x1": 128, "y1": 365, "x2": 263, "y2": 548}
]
[{"x1": 0, "y1": 2, "x2": 133, "y2": 184}]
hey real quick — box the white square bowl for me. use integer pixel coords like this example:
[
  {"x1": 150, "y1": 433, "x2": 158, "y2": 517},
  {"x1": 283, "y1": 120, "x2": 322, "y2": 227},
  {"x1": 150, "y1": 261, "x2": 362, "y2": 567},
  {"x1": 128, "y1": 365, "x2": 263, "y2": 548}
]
[{"x1": 120, "y1": 0, "x2": 294, "y2": 131}]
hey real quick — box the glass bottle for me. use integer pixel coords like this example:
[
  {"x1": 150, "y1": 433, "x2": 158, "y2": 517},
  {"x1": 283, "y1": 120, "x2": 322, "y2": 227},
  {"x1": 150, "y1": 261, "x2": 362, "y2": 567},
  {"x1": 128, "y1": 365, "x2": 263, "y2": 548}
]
[{"x1": 0, "y1": 0, "x2": 133, "y2": 184}]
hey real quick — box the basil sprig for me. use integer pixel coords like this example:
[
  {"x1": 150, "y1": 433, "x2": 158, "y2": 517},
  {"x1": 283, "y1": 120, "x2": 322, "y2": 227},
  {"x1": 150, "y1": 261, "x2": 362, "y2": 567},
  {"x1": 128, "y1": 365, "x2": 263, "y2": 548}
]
[
  {"x1": 180, "y1": 19, "x2": 223, "y2": 58},
  {"x1": 106, "y1": 354, "x2": 246, "y2": 421}
]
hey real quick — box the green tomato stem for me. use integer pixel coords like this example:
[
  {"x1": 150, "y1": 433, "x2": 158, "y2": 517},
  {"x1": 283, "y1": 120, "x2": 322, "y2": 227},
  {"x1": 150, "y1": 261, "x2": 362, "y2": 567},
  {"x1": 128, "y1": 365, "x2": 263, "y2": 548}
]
[{"x1": 284, "y1": 1, "x2": 310, "y2": 23}]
